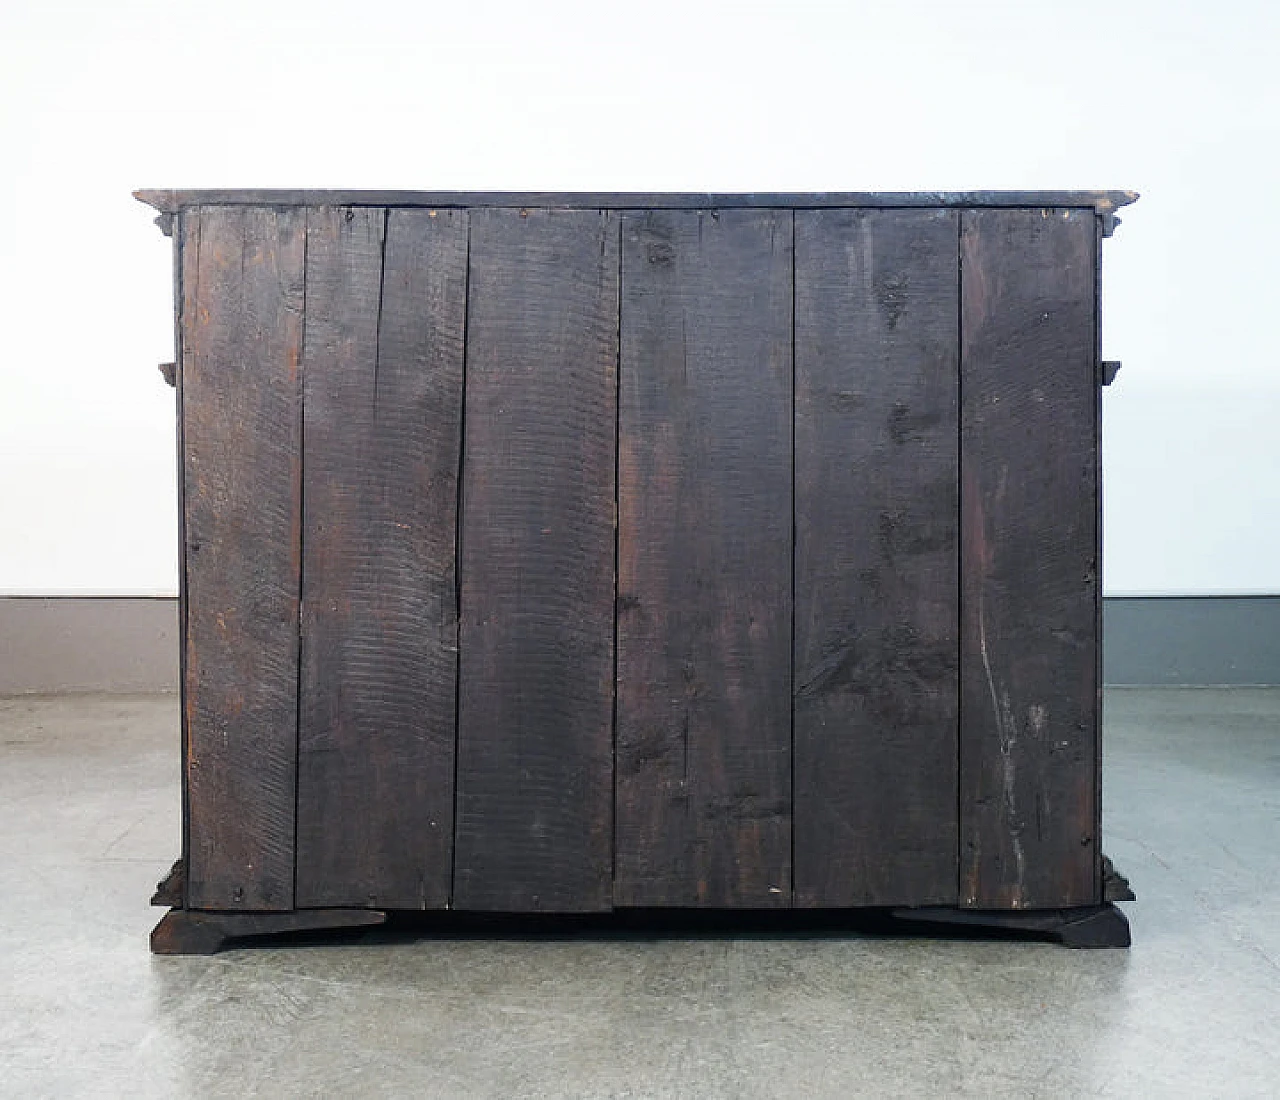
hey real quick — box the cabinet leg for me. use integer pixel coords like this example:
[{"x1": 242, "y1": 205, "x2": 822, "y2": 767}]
[
  {"x1": 150, "y1": 908, "x2": 387, "y2": 955},
  {"x1": 889, "y1": 903, "x2": 1131, "y2": 949}
]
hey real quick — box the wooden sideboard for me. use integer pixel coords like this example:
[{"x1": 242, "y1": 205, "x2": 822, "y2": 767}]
[{"x1": 138, "y1": 189, "x2": 1137, "y2": 953}]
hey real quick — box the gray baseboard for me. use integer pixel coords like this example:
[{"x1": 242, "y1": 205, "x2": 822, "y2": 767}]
[
  {"x1": 1, "y1": 595, "x2": 1276, "y2": 693},
  {"x1": 1103, "y1": 596, "x2": 1280, "y2": 686},
  {"x1": 0, "y1": 597, "x2": 179, "y2": 694}
]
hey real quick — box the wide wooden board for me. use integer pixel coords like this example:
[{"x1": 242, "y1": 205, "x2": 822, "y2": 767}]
[
  {"x1": 615, "y1": 209, "x2": 793, "y2": 908},
  {"x1": 452, "y1": 208, "x2": 620, "y2": 912},
  {"x1": 793, "y1": 209, "x2": 960, "y2": 907},
  {"x1": 295, "y1": 207, "x2": 468, "y2": 909},
  {"x1": 180, "y1": 206, "x2": 304, "y2": 911},
  {"x1": 959, "y1": 208, "x2": 1099, "y2": 908}
]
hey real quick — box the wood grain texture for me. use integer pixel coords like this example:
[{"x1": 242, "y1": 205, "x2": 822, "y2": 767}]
[
  {"x1": 295, "y1": 207, "x2": 468, "y2": 909},
  {"x1": 793, "y1": 209, "x2": 960, "y2": 907},
  {"x1": 173, "y1": 212, "x2": 192, "y2": 904},
  {"x1": 180, "y1": 206, "x2": 304, "y2": 911},
  {"x1": 959, "y1": 208, "x2": 1099, "y2": 909},
  {"x1": 452, "y1": 208, "x2": 619, "y2": 912},
  {"x1": 135, "y1": 190, "x2": 1140, "y2": 217},
  {"x1": 615, "y1": 209, "x2": 793, "y2": 908}
]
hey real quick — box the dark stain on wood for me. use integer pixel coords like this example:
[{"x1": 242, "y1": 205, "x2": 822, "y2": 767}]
[
  {"x1": 959, "y1": 208, "x2": 1099, "y2": 909},
  {"x1": 180, "y1": 206, "x2": 305, "y2": 911},
  {"x1": 452, "y1": 208, "x2": 619, "y2": 912},
  {"x1": 793, "y1": 209, "x2": 960, "y2": 907},
  {"x1": 615, "y1": 208, "x2": 793, "y2": 908},
  {"x1": 153, "y1": 192, "x2": 1125, "y2": 943},
  {"x1": 295, "y1": 206, "x2": 468, "y2": 910}
]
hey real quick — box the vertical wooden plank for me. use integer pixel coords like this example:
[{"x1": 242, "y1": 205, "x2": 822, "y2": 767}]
[
  {"x1": 960, "y1": 208, "x2": 1099, "y2": 909},
  {"x1": 615, "y1": 209, "x2": 793, "y2": 908},
  {"x1": 295, "y1": 207, "x2": 468, "y2": 909},
  {"x1": 453, "y1": 208, "x2": 619, "y2": 912},
  {"x1": 181, "y1": 206, "x2": 304, "y2": 911},
  {"x1": 793, "y1": 209, "x2": 960, "y2": 907},
  {"x1": 173, "y1": 211, "x2": 192, "y2": 906}
]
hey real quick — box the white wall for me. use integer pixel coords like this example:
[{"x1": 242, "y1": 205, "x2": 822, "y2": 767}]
[{"x1": 2, "y1": 0, "x2": 1276, "y2": 596}]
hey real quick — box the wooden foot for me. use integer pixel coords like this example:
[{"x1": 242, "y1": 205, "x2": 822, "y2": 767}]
[
  {"x1": 151, "y1": 859, "x2": 185, "y2": 907},
  {"x1": 150, "y1": 908, "x2": 387, "y2": 955},
  {"x1": 1102, "y1": 854, "x2": 1136, "y2": 902},
  {"x1": 889, "y1": 903, "x2": 1131, "y2": 948}
]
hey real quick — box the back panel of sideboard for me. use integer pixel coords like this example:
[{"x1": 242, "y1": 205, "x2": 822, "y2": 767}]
[{"x1": 175, "y1": 202, "x2": 1099, "y2": 914}]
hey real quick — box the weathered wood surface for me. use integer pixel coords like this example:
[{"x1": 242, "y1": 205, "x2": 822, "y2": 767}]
[
  {"x1": 168, "y1": 195, "x2": 1117, "y2": 923},
  {"x1": 615, "y1": 209, "x2": 793, "y2": 908},
  {"x1": 295, "y1": 207, "x2": 468, "y2": 909},
  {"x1": 793, "y1": 209, "x2": 960, "y2": 907},
  {"x1": 137, "y1": 189, "x2": 1140, "y2": 217},
  {"x1": 452, "y1": 208, "x2": 619, "y2": 912},
  {"x1": 173, "y1": 211, "x2": 191, "y2": 905},
  {"x1": 180, "y1": 206, "x2": 304, "y2": 911},
  {"x1": 959, "y1": 208, "x2": 1099, "y2": 909}
]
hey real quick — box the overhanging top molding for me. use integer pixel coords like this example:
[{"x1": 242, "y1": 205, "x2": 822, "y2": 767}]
[{"x1": 135, "y1": 189, "x2": 1139, "y2": 216}]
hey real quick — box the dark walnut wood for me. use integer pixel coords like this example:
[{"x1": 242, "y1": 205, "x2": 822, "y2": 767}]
[
  {"x1": 793, "y1": 208, "x2": 960, "y2": 908},
  {"x1": 149, "y1": 190, "x2": 1134, "y2": 950},
  {"x1": 959, "y1": 208, "x2": 1100, "y2": 909},
  {"x1": 614, "y1": 209, "x2": 794, "y2": 908},
  {"x1": 295, "y1": 207, "x2": 468, "y2": 910},
  {"x1": 452, "y1": 209, "x2": 620, "y2": 912},
  {"x1": 180, "y1": 206, "x2": 305, "y2": 912}
]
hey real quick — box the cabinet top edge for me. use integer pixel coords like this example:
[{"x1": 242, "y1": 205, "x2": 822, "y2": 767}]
[{"x1": 134, "y1": 189, "x2": 1139, "y2": 215}]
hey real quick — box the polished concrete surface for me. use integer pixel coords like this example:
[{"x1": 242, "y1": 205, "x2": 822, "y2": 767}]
[{"x1": 1, "y1": 690, "x2": 1277, "y2": 1097}]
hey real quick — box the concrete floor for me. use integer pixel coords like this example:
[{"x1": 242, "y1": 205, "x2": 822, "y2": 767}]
[{"x1": 0, "y1": 691, "x2": 1277, "y2": 1098}]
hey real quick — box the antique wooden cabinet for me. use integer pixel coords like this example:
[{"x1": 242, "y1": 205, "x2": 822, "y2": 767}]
[{"x1": 138, "y1": 189, "x2": 1137, "y2": 953}]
